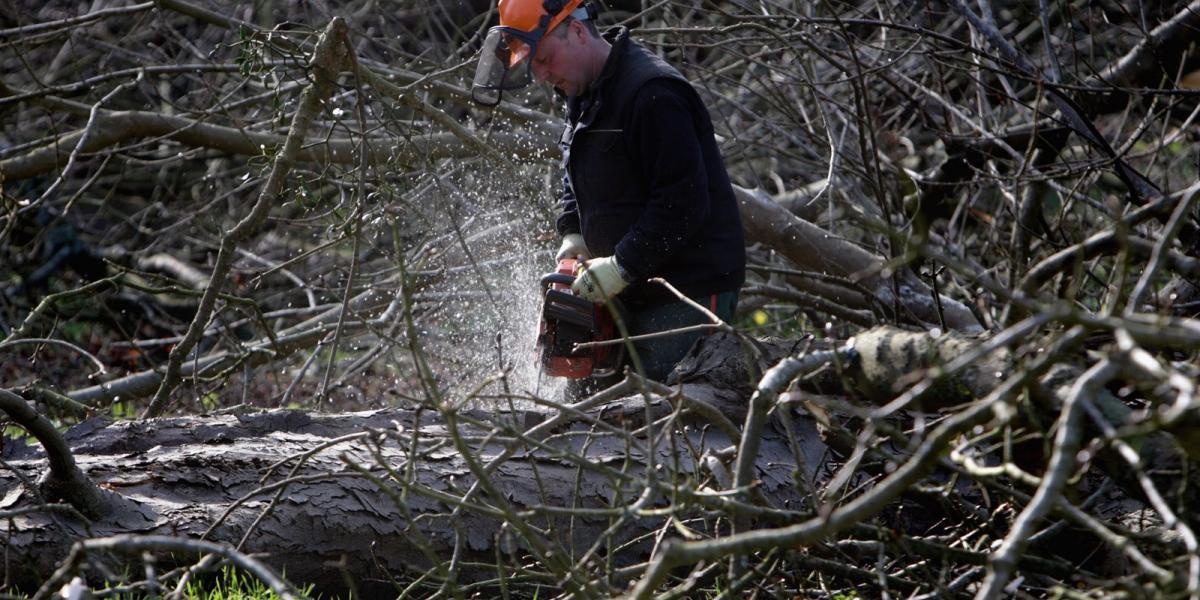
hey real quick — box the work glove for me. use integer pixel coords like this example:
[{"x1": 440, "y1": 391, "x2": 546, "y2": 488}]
[
  {"x1": 555, "y1": 233, "x2": 591, "y2": 261},
  {"x1": 572, "y1": 255, "x2": 630, "y2": 303}
]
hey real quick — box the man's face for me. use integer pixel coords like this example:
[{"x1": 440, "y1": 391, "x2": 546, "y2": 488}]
[{"x1": 530, "y1": 22, "x2": 587, "y2": 97}]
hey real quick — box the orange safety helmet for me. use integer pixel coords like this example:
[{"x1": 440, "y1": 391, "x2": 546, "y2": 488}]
[{"x1": 472, "y1": 0, "x2": 593, "y2": 105}]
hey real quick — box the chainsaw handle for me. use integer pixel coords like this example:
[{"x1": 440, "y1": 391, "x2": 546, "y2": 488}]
[{"x1": 541, "y1": 272, "x2": 576, "y2": 288}]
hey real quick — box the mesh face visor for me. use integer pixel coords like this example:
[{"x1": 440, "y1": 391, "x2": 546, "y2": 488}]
[{"x1": 472, "y1": 28, "x2": 536, "y2": 106}]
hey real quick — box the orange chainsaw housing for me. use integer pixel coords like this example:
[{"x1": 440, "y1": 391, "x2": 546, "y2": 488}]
[{"x1": 536, "y1": 258, "x2": 622, "y2": 379}]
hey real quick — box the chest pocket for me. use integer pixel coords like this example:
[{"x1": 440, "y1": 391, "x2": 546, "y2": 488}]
[
  {"x1": 572, "y1": 130, "x2": 639, "y2": 204},
  {"x1": 570, "y1": 128, "x2": 647, "y2": 257}
]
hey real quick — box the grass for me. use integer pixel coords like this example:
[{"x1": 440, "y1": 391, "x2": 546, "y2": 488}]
[
  {"x1": 96, "y1": 567, "x2": 317, "y2": 600},
  {"x1": 183, "y1": 567, "x2": 315, "y2": 600}
]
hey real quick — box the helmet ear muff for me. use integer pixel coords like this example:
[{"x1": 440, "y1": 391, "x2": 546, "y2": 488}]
[{"x1": 542, "y1": 0, "x2": 567, "y2": 15}]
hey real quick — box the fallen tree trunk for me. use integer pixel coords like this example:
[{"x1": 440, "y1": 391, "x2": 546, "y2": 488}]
[{"x1": 1, "y1": 375, "x2": 825, "y2": 595}]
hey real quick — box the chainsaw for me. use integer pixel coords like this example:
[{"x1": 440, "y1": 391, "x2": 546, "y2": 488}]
[{"x1": 535, "y1": 258, "x2": 625, "y2": 379}]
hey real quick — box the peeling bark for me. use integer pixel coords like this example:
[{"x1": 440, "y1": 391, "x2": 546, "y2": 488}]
[{"x1": 847, "y1": 326, "x2": 1006, "y2": 409}]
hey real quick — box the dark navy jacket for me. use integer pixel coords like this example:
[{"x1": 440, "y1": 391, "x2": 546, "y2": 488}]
[{"x1": 555, "y1": 28, "x2": 745, "y2": 307}]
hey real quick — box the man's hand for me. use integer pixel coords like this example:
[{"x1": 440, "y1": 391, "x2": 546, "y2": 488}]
[
  {"x1": 571, "y1": 256, "x2": 630, "y2": 303},
  {"x1": 555, "y1": 233, "x2": 591, "y2": 261}
]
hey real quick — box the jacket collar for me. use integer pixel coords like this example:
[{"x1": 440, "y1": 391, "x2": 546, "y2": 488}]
[{"x1": 586, "y1": 27, "x2": 629, "y2": 98}]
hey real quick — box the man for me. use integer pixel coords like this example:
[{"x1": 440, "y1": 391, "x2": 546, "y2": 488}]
[{"x1": 473, "y1": 0, "x2": 745, "y2": 383}]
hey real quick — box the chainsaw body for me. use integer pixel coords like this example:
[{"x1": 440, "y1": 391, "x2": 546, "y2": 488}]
[{"x1": 536, "y1": 258, "x2": 623, "y2": 379}]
